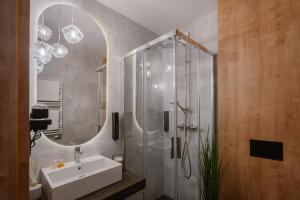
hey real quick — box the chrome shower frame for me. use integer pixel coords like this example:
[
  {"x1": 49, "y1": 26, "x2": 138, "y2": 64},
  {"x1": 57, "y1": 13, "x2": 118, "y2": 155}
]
[
  {"x1": 123, "y1": 29, "x2": 217, "y2": 200},
  {"x1": 124, "y1": 29, "x2": 215, "y2": 58}
]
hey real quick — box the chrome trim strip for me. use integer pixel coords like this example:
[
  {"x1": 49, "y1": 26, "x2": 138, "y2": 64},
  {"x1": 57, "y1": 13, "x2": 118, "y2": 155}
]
[{"x1": 123, "y1": 30, "x2": 176, "y2": 58}]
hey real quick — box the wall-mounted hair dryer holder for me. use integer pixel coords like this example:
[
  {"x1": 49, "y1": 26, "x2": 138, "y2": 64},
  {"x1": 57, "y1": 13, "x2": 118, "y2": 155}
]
[{"x1": 29, "y1": 104, "x2": 52, "y2": 154}]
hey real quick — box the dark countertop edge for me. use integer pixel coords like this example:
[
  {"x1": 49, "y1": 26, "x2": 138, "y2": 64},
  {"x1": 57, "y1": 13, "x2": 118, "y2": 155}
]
[
  {"x1": 80, "y1": 170, "x2": 145, "y2": 200},
  {"x1": 103, "y1": 177, "x2": 145, "y2": 200}
]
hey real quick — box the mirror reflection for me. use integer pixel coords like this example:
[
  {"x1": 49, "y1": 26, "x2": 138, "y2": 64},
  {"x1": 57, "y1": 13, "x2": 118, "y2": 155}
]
[{"x1": 35, "y1": 4, "x2": 107, "y2": 145}]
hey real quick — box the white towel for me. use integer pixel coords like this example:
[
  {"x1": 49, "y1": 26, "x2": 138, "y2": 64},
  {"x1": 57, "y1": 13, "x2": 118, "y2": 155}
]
[{"x1": 48, "y1": 110, "x2": 60, "y2": 130}]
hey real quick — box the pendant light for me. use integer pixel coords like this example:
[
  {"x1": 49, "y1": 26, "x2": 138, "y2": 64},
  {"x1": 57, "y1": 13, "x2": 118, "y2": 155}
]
[
  {"x1": 62, "y1": 6, "x2": 84, "y2": 44},
  {"x1": 52, "y1": 5, "x2": 68, "y2": 58},
  {"x1": 31, "y1": 40, "x2": 53, "y2": 65},
  {"x1": 31, "y1": 9, "x2": 53, "y2": 65},
  {"x1": 37, "y1": 11, "x2": 52, "y2": 41}
]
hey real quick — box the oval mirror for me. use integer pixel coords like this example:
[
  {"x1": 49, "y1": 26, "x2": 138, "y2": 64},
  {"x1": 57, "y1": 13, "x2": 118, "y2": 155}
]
[{"x1": 36, "y1": 4, "x2": 107, "y2": 145}]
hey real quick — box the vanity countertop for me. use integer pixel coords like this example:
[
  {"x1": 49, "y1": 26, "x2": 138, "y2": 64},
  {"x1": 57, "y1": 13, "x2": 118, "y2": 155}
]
[{"x1": 78, "y1": 170, "x2": 145, "y2": 200}]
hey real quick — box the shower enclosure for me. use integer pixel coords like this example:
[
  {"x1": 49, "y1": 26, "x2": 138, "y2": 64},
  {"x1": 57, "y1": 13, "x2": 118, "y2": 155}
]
[{"x1": 124, "y1": 30, "x2": 216, "y2": 200}]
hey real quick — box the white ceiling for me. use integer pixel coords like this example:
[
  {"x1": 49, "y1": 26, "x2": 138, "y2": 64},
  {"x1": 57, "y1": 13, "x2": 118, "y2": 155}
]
[{"x1": 96, "y1": 0, "x2": 216, "y2": 34}]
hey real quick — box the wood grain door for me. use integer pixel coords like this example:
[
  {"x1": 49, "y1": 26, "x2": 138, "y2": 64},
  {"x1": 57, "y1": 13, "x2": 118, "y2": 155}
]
[
  {"x1": 0, "y1": 0, "x2": 30, "y2": 199},
  {"x1": 218, "y1": 0, "x2": 300, "y2": 199}
]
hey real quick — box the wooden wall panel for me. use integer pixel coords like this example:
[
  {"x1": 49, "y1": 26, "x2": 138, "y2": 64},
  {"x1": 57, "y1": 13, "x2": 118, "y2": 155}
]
[
  {"x1": 218, "y1": 0, "x2": 300, "y2": 199},
  {"x1": 0, "y1": 0, "x2": 29, "y2": 199}
]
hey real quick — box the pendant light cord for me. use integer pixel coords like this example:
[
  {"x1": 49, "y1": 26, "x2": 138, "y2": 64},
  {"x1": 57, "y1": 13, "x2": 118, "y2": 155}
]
[
  {"x1": 42, "y1": 11, "x2": 45, "y2": 26},
  {"x1": 72, "y1": 6, "x2": 75, "y2": 25},
  {"x1": 41, "y1": 10, "x2": 45, "y2": 42},
  {"x1": 58, "y1": 5, "x2": 61, "y2": 43}
]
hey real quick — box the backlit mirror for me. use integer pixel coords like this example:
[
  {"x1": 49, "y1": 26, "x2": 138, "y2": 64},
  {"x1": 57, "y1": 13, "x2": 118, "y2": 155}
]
[{"x1": 34, "y1": 4, "x2": 107, "y2": 145}]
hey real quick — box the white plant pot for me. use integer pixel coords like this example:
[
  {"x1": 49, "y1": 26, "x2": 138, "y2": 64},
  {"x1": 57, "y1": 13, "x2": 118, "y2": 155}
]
[{"x1": 29, "y1": 184, "x2": 42, "y2": 200}]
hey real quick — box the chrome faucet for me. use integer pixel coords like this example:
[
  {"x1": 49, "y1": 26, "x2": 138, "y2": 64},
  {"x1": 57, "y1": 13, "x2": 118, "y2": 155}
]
[{"x1": 74, "y1": 146, "x2": 83, "y2": 163}]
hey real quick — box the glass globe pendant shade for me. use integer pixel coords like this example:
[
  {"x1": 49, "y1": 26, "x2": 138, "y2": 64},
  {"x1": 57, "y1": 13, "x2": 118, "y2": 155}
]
[
  {"x1": 31, "y1": 41, "x2": 53, "y2": 65},
  {"x1": 62, "y1": 24, "x2": 84, "y2": 44},
  {"x1": 52, "y1": 5, "x2": 69, "y2": 59},
  {"x1": 38, "y1": 25, "x2": 52, "y2": 41},
  {"x1": 52, "y1": 43, "x2": 68, "y2": 58}
]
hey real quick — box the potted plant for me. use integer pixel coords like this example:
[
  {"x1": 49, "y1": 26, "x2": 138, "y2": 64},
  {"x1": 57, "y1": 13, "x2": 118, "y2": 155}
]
[{"x1": 198, "y1": 129, "x2": 224, "y2": 200}]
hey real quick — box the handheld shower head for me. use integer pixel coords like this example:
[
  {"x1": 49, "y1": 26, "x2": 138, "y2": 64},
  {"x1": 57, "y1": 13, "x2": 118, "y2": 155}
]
[
  {"x1": 170, "y1": 101, "x2": 189, "y2": 114},
  {"x1": 176, "y1": 102, "x2": 186, "y2": 113}
]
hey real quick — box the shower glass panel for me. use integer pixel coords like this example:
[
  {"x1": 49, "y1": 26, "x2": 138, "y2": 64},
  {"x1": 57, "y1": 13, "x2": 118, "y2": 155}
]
[
  {"x1": 124, "y1": 50, "x2": 144, "y2": 176},
  {"x1": 175, "y1": 41, "x2": 214, "y2": 199},
  {"x1": 176, "y1": 42, "x2": 200, "y2": 200},
  {"x1": 143, "y1": 39, "x2": 177, "y2": 200},
  {"x1": 124, "y1": 30, "x2": 215, "y2": 200}
]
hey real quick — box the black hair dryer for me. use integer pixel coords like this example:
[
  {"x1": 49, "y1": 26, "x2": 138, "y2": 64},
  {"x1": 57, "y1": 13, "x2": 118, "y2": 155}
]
[{"x1": 29, "y1": 104, "x2": 52, "y2": 154}]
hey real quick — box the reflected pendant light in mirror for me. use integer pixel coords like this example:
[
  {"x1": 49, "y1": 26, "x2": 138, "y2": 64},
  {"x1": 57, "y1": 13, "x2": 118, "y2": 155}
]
[
  {"x1": 62, "y1": 6, "x2": 84, "y2": 44},
  {"x1": 38, "y1": 25, "x2": 52, "y2": 41},
  {"x1": 38, "y1": 11, "x2": 52, "y2": 41},
  {"x1": 31, "y1": 41, "x2": 53, "y2": 65},
  {"x1": 52, "y1": 5, "x2": 68, "y2": 58},
  {"x1": 31, "y1": 9, "x2": 53, "y2": 65}
]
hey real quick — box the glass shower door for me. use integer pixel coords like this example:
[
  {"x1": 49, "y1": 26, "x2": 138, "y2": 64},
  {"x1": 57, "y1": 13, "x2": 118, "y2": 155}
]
[
  {"x1": 143, "y1": 38, "x2": 178, "y2": 200},
  {"x1": 124, "y1": 51, "x2": 145, "y2": 200}
]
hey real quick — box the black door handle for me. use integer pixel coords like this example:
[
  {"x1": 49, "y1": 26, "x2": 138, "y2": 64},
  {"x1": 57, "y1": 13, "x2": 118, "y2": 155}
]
[{"x1": 164, "y1": 111, "x2": 169, "y2": 132}]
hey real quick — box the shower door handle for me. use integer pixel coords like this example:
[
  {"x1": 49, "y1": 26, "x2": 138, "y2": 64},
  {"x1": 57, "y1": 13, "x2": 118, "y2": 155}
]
[
  {"x1": 177, "y1": 137, "x2": 181, "y2": 159},
  {"x1": 170, "y1": 137, "x2": 181, "y2": 159},
  {"x1": 171, "y1": 137, "x2": 174, "y2": 159},
  {"x1": 164, "y1": 111, "x2": 169, "y2": 132}
]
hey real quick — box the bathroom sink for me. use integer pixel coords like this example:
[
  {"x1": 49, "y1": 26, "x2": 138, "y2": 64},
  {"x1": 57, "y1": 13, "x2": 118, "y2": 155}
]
[{"x1": 42, "y1": 155, "x2": 122, "y2": 200}]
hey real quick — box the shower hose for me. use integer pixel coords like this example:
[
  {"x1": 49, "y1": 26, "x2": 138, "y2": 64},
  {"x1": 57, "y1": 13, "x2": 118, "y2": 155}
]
[{"x1": 181, "y1": 115, "x2": 192, "y2": 179}]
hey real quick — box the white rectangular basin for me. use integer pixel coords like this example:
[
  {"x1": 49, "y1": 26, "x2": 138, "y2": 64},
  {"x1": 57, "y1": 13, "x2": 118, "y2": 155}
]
[{"x1": 42, "y1": 155, "x2": 122, "y2": 200}]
